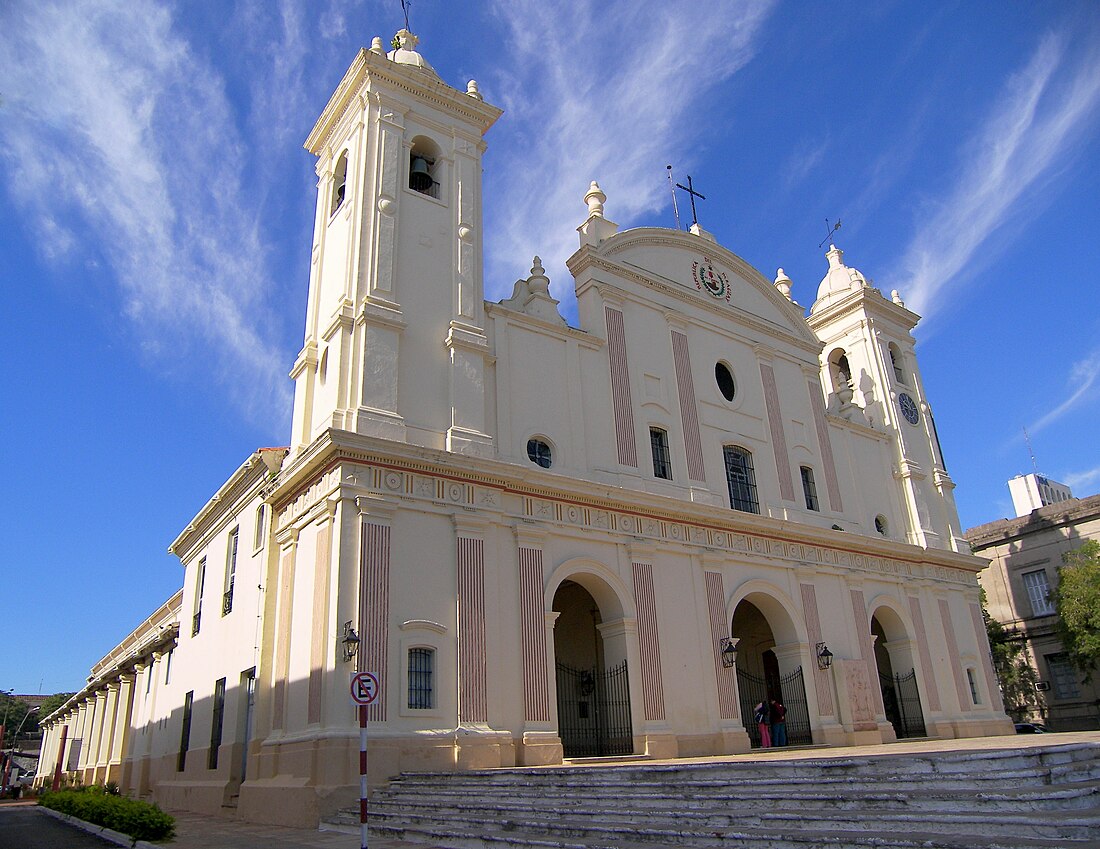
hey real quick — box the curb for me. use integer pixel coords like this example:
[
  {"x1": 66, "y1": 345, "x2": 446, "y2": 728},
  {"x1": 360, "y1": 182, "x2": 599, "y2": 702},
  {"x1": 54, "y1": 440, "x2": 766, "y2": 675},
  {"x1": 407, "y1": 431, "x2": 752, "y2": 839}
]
[{"x1": 38, "y1": 805, "x2": 160, "y2": 849}]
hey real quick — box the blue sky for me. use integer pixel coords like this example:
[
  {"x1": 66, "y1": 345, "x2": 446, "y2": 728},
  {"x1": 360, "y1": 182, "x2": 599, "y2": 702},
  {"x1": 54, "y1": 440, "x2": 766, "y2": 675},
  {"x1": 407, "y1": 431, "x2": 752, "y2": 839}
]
[{"x1": 2, "y1": 1, "x2": 1099, "y2": 695}]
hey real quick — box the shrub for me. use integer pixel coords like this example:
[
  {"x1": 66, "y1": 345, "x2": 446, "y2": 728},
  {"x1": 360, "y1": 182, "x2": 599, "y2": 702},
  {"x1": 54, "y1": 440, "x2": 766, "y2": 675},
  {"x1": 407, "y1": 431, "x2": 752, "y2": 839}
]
[{"x1": 39, "y1": 786, "x2": 175, "y2": 841}]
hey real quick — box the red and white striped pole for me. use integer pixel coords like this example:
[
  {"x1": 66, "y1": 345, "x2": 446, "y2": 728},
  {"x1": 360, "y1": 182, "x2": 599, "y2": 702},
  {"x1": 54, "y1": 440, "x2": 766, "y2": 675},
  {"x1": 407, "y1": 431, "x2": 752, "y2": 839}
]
[{"x1": 359, "y1": 702, "x2": 368, "y2": 849}]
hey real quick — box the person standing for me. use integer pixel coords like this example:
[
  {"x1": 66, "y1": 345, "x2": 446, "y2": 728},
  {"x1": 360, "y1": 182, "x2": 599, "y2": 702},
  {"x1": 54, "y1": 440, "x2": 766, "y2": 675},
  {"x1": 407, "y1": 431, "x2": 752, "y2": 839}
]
[
  {"x1": 770, "y1": 699, "x2": 787, "y2": 747},
  {"x1": 754, "y1": 701, "x2": 772, "y2": 748}
]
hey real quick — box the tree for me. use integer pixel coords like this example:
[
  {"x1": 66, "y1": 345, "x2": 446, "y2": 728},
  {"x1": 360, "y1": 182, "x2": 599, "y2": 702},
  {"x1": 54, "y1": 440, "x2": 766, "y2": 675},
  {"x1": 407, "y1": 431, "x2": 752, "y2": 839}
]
[
  {"x1": 980, "y1": 587, "x2": 1040, "y2": 720},
  {"x1": 1055, "y1": 540, "x2": 1100, "y2": 680}
]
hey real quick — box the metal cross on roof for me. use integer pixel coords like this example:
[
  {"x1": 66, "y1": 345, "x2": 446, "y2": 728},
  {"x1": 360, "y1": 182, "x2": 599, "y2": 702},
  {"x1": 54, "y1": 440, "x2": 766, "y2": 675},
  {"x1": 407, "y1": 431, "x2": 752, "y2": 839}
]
[{"x1": 675, "y1": 175, "x2": 706, "y2": 227}]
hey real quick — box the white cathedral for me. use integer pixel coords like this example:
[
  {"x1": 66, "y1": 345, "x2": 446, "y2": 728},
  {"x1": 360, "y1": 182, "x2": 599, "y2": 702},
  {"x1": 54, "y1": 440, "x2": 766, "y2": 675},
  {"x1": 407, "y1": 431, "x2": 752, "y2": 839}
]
[{"x1": 37, "y1": 30, "x2": 1012, "y2": 827}]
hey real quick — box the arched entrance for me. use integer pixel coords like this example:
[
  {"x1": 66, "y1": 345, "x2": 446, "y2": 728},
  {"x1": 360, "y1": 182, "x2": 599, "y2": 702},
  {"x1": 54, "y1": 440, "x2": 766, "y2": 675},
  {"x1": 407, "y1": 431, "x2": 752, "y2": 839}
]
[
  {"x1": 731, "y1": 594, "x2": 812, "y2": 747},
  {"x1": 552, "y1": 578, "x2": 633, "y2": 758},
  {"x1": 871, "y1": 606, "x2": 926, "y2": 739}
]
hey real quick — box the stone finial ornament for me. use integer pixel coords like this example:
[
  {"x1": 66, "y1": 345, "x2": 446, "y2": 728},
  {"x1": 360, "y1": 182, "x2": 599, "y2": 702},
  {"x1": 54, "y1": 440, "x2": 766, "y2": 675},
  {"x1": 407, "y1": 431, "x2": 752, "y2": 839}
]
[
  {"x1": 774, "y1": 268, "x2": 793, "y2": 300},
  {"x1": 584, "y1": 181, "x2": 606, "y2": 218},
  {"x1": 891, "y1": 289, "x2": 905, "y2": 307},
  {"x1": 527, "y1": 256, "x2": 550, "y2": 295},
  {"x1": 370, "y1": 37, "x2": 385, "y2": 55},
  {"x1": 394, "y1": 29, "x2": 418, "y2": 50},
  {"x1": 466, "y1": 80, "x2": 483, "y2": 100}
]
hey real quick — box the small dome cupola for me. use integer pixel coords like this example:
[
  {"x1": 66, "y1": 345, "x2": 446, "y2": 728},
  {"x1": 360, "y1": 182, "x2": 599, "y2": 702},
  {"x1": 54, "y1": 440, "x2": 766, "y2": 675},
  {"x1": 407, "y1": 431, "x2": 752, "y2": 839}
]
[
  {"x1": 810, "y1": 244, "x2": 871, "y2": 314},
  {"x1": 387, "y1": 29, "x2": 439, "y2": 78}
]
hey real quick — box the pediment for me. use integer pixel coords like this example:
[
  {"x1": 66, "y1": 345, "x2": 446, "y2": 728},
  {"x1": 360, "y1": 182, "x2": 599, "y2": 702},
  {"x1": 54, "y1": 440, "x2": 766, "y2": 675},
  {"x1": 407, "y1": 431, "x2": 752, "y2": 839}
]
[{"x1": 589, "y1": 228, "x2": 818, "y2": 347}]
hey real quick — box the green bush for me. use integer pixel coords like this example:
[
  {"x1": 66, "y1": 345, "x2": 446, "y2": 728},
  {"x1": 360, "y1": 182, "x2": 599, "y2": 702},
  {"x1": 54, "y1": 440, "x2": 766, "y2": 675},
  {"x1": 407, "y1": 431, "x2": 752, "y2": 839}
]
[{"x1": 39, "y1": 786, "x2": 175, "y2": 841}]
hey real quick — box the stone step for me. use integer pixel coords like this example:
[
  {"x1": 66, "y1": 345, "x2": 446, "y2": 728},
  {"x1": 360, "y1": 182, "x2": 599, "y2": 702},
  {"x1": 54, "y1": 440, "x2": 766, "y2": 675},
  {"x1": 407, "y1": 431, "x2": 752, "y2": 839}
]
[{"x1": 364, "y1": 781, "x2": 1100, "y2": 819}]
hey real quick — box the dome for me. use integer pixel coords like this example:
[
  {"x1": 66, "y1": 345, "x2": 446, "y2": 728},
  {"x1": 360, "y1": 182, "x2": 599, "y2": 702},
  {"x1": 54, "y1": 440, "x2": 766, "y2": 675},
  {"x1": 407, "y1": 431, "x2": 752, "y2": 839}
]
[
  {"x1": 810, "y1": 244, "x2": 871, "y2": 313},
  {"x1": 387, "y1": 29, "x2": 439, "y2": 78}
]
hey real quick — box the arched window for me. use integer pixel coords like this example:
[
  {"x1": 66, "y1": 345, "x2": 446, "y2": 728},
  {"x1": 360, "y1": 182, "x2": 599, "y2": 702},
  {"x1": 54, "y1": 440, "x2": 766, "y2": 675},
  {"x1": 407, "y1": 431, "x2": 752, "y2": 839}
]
[
  {"x1": 828, "y1": 348, "x2": 852, "y2": 393},
  {"x1": 409, "y1": 135, "x2": 442, "y2": 199},
  {"x1": 888, "y1": 343, "x2": 905, "y2": 384},
  {"x1": 874, "y1": 514, "x2": 889, "y2": 536},
  {"x1": 254, "y1": 504, "x2": 266, "y2": 551},
  {"x1": 723, "y1": 445, "x2": 759, "y2": 513},
  {"x1": 330, "y1": 151, "x2": 348, "y2": 215}
]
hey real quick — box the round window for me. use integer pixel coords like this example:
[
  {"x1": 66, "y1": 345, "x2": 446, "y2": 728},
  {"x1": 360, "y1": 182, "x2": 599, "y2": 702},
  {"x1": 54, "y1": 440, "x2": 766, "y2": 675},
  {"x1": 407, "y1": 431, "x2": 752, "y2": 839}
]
[
  {"x1": 715, "y1": 362, "x2": 736, "y2": 402},
  {"x1": 527, "y1": 439, "x2": 552, "y2": 468}
]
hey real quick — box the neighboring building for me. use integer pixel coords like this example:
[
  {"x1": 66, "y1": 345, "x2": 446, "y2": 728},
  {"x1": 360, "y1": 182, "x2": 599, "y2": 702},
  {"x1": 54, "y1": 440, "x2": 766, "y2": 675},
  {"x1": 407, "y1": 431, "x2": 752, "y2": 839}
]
[
  {"x1": 1008, "y1": 473, "x2": 1074, "y2": 518},
  {"x1": 968, "y1": 492, "x2": 1100, "y2": 731},
  {"x1": 37, "y1": 29, "x2": 1011, "y2": 827}
]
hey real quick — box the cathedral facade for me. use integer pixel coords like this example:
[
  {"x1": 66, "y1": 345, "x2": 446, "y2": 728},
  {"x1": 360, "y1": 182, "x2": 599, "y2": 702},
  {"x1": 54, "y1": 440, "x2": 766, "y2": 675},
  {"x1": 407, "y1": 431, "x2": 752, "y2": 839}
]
[{"x1": 36, "y1": 30, "x2": 1011, "y2": 827}]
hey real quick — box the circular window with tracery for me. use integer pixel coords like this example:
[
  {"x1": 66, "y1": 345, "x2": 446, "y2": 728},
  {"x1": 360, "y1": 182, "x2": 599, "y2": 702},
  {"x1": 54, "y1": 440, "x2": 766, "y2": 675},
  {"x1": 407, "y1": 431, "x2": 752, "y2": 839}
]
[
  {"x1": 715, "y1": 362, "x2": 736, "y2": 402},
  {"x1": 527, "y1": 438, "x2": 552, "y2": 468}
]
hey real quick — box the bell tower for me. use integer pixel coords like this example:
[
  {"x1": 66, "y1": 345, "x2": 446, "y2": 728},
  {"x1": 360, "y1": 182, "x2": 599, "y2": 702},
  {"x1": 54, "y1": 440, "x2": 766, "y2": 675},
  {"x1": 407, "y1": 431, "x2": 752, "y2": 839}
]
[
  {"x1": 807, "y1": 245, "x2": 965, "y2": 552},
  {"x1": 291, "y1": 30, "x2": 502, "y2": 455}
]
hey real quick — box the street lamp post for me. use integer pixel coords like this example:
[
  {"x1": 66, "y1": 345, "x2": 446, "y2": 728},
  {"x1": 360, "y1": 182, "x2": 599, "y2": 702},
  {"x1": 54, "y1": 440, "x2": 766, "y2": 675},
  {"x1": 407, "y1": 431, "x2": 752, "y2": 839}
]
[{"x1": 2, "y1": 706, "x2": 39, "y2": 792}]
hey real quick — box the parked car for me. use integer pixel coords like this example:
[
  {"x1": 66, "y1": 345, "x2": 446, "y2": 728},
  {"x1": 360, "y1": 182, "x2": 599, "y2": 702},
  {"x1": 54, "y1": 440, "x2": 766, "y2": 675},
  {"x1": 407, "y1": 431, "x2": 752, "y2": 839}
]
[{"x1": 1014, "y1": 722, "x2": 1049, "y2": 734}]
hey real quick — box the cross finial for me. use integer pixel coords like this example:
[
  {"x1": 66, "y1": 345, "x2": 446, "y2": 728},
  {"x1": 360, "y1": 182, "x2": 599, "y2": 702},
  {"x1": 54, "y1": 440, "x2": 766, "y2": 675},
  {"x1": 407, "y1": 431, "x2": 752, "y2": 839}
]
[
  {"x1": 675, "y1": 175, "x2": 706, "y2": 227},
  {"x1": 400, "y1": 0, "x2": 411, "y2": 31}
]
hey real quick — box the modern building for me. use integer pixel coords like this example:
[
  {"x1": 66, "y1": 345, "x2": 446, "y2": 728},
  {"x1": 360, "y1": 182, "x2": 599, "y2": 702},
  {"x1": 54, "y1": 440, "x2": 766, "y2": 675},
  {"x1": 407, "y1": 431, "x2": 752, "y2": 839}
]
[
  {"x1": 968, "y1": 492, "x2": 1100, "y2": 731},
  {"x1": 37, "y1": 29, "x2": 1012, "y2": 827},
  {"x1": 1008, "y1": 473, "x2": 1074, "y2": 518}
]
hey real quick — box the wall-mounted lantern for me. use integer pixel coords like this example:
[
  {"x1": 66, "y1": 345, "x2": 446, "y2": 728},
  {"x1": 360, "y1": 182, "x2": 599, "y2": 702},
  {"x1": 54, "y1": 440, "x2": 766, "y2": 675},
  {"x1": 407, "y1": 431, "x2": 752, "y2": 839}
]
[
  {"x1": 719, "y1": 637, "x2": 738, "y2": 669},
  {"x1": 816, "y1": 642, "x2": 833, "y2": 670},
  {"x1": 341, "y1": 621, "x2": 360, "y2": 663}
]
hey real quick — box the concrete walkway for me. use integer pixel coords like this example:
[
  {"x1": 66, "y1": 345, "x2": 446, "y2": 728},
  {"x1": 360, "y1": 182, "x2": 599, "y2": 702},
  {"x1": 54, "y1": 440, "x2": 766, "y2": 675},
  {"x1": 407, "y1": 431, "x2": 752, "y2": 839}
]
[{"x1": 15, "y1": 732, "x2": 1100, "y2": 848}]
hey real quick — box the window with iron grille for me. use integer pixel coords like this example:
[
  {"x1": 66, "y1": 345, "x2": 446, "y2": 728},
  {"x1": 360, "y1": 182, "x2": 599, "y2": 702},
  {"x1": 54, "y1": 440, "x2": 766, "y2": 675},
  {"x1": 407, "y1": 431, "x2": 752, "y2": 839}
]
[
  {"x1": 208, "y1": 678, "x2": 226, "y2": 769},
  {"x1": 408, "y1": 648, "x2": 434, "y2": 709},
  {"x1": 527, "y1": 438, "x2": 552, "y2": 468},
  {"x1": 800, "y1": 466, "x2": 819, "y2": 511},
  {"x1": 178, "y1": 690, "x2": 193, "y2": 772},
  {"x1": 223, "y1": 527, "x2": 238, "y2": 616},
  {"x1": 1021, "y1": 569, "x2": 1055, "y2": 616},
  {"x1": 723, "y1": 446, "x2": 759, "y2": 513},
  {"x1": 1046, "y1": 654, "x2": 1080, "y2": 699},
  {"x1": 650, "y1": 428, "x2": 672, "y2": 480},
  {"x1": 966, "y1": 668, "x2": 981, "y2": 705}
]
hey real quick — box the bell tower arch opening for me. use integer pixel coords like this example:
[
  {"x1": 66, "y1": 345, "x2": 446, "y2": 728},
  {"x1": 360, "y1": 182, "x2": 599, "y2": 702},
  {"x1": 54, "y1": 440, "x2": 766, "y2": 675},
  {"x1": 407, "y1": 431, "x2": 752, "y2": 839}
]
[{"x1": 551, "y1": 576, "x2": 634, "y2": 758}]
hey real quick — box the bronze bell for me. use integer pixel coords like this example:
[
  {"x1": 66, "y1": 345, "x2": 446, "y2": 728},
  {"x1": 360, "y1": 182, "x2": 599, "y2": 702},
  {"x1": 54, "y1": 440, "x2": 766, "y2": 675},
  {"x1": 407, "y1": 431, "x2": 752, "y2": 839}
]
[{"x1": 409, "y1": 156, "x2": 433, "y2": 192}]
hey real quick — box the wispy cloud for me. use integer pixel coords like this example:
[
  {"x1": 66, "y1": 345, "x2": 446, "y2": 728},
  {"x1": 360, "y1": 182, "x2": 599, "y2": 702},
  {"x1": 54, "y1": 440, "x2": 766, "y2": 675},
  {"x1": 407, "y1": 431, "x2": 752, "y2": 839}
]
[
  {"x1": 483, "y1": 0, "x2": 776, "y2": 307},
  {"x1": 891, "y1": 32, "x2": 1100, "y2": 321},
  {"x1": 0, "y1": 0, "x2": 291, "y2": 424},
  {"x1": 1027, "y1": 349, "x2": 1100, "y2": 435},
  {"x1": 1063, "y1": 464, "x2": 1100, "y2": 493}
]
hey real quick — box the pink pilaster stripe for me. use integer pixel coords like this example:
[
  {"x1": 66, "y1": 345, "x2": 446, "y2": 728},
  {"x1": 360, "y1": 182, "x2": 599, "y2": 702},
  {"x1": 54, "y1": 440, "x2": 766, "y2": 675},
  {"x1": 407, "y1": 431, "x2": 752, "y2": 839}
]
[
  {"x1": 272, "y1": 549, "x2": 296, "y2": 730},
  {"x1": 807, "y1": 379, "x2": 843, "y2": 512},
  {"x1": 671, "y1": 331, "x2": 706, "y2": 482},
  {"x1": 704, "y1": 572, "x2": 737, "y2": 719},
  {"x1": 760, "y1": 363, "x2": 794, "y2": 501},
  {"x1": 938, "y1": 598, "x2": 971, "y2": 712},
  {"x1": 970, "y1": 602, "x2": 1005, "y2": 713},
  {"x1": 801, "y1": 583, "x2": 835, "y2": 716},
  {"x1": 308, "y1": 521, "x2": 333, "y2": 725},
  {"x1": 632, "y1": 562, "x2": 666, "y2": 722},
  {"x1": 457, "y1": 537, "x2": 488, "y2": 723},
  {"x1": 907, "y1": 596, "x2": 941, "y2": 712},
  {"x1": 518, "y1": 547, "x2": 550, "y2": 723},
  {"x1": 849, "y1": 589, "x2": 882, "y2": 715},
  {"x1": 605, "y1": 307, "x2": 638, "y2": 468},
  {"x1": 359, "y1": 522, "x2": 390, "y2": 722}
]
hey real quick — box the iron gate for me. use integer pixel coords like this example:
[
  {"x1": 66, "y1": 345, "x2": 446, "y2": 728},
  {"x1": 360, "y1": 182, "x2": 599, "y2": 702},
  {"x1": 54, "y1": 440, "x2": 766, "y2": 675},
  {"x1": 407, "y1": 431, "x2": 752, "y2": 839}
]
[
  {"x1": 880, "y1": 669, "x2": 926, "y2": 739},
  {"x1": 737, "y1": 666, "x2": 812, "y2": 747},
  {"x1": 555, "y1": 660, "x2": 633, "y2": 758}
]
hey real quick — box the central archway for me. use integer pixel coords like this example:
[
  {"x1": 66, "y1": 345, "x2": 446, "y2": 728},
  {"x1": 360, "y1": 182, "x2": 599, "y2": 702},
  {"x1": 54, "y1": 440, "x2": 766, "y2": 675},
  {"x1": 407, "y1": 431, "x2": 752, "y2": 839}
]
[
  {"x1": 871, "y1": 605, "x2": 927, "y2": 739},
  {"x1": 551, "y1": 577, "x2": 634, "y2": 758},
  {"x1": 731, "y1": 592, "x2": 812, "y2": 747}
]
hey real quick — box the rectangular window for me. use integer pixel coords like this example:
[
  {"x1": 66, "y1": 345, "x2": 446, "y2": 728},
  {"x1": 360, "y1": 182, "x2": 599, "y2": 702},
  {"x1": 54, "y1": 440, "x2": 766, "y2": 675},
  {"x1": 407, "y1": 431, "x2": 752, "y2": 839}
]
[
  {"x1": 408, "y1": 648, "x2": 434, "y2": 709},
  {"x1": 178, "y1": 690, "x2": 193, "y2": 772},
  {"x1": 800, "y1": 466, "x2": 819, "y2": 511},
  {"x1": 1021, "y1": 569, "x2": 1055, "y2": 616},
  {"x1": 723, "y1": 446, "x2": 759, "y2": 514},
  {"x1": 223, "y1": 527, "x2": 238, "y2": 616},
  {"x1": 146, "y1": 661, "x2": 153, "y2": 695},
  {"x1": 650, "y1": 428, "x2": 672, "y2": 480},
  {"x1": 208, "y1": 677, "x2": 226, "y2": 769},
  {"x1": 192, "y1": 557, "x2": 206, "y2": 636},
  {"x1": 1046, "y1": 654, "x2": 1080, "y2": 699},
  {"x1": 164, "y1": 649, "x2": 173, "y2": 685},
  {"x1": 253, "y1": 505, "x2": 266, "y2": 551},
  {"x1": 966, "y1": 668, "x2": 981, "y2": 705}
]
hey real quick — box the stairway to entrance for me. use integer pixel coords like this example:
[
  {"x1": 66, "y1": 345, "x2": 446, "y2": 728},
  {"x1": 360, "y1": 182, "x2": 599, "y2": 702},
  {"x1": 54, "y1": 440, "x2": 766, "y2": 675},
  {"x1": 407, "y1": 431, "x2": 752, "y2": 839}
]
[{"x1": 322, "y1": 739, "x2": 1100, "y2": 848}]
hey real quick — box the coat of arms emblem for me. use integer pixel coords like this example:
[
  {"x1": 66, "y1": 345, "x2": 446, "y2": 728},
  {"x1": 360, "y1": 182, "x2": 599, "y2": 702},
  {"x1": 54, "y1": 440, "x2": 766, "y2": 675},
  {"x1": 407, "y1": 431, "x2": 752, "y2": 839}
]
[{"x1": 692, "y1": 257, "x2": 731, "y2": 302}]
